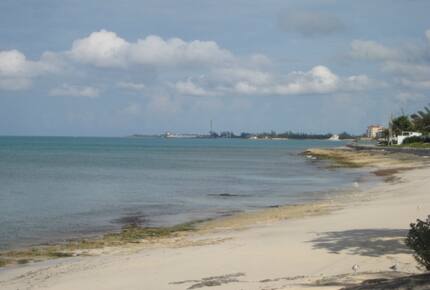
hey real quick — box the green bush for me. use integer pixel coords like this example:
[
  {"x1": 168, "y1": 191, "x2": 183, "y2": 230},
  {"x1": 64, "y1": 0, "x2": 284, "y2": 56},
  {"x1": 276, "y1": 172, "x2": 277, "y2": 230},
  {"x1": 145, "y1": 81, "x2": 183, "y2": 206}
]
[
  {"x1": 406, "y1": 216, "x2": 430, "y2": 270},
  {"x1": 403, "y1": 136, "x2": 430, "y2": 144}
]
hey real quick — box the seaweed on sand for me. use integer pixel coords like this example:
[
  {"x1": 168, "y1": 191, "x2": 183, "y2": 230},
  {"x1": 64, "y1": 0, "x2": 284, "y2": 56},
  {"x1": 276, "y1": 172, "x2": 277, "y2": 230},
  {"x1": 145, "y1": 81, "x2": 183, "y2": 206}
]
[{"x1": 0, "y1": 221, "x2": 196, "y2": 267}]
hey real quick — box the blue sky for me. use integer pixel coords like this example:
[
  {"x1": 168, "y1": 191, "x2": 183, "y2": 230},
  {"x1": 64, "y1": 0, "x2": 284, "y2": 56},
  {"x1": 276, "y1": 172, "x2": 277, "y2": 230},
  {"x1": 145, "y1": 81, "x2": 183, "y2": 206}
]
[{"x1": 0, "y1": 0, "x2": 429, "y2": 136}]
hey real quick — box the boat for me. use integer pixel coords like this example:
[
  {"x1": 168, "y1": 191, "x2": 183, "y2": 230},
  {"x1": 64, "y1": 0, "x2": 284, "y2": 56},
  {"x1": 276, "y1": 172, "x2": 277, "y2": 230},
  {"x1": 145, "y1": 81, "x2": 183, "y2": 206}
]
[{"x1": 328, "y1": 134, "x2": 340, "y2": 141}]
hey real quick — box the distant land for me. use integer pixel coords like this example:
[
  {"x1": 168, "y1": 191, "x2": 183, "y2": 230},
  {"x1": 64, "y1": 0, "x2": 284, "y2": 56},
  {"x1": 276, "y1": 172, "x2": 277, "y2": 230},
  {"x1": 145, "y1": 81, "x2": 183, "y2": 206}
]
[{"x1": 131, "y1": 131, "x2": 362, "y2": 140}]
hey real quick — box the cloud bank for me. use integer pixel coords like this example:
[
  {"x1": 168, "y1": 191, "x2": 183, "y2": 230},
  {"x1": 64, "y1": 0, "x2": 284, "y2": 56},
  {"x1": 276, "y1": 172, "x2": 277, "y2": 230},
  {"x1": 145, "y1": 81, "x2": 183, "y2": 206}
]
[
  {"x1": 0, "y1": 29, "x2": 375, "y2": 98},
  {"x1": 69, "y1": 30, "x2": 234, "y2": 68},
  {"x1": 350, "y1": 30, "x2": 430, "y2": 91}
]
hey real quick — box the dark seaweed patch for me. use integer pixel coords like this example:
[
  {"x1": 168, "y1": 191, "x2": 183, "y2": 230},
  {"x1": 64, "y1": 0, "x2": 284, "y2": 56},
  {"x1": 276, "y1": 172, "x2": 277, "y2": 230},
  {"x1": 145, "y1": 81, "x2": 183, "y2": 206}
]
[
  {"x1": 208, "y1": 193, "x2": 243, "y2": 197},
  {"x1": 111, "y1": 213, "x2": 146, "y2": 227}
]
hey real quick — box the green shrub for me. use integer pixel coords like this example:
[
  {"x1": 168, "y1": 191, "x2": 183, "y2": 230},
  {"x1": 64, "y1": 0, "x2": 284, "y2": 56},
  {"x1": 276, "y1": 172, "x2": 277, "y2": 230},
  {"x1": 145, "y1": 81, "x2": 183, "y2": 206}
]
[
  {"x1": 403, "y1": 136, "x2": 430, "y2": 144},
  {"x1": 406, "y1": 216, "x2": 430, "y2": 270}
]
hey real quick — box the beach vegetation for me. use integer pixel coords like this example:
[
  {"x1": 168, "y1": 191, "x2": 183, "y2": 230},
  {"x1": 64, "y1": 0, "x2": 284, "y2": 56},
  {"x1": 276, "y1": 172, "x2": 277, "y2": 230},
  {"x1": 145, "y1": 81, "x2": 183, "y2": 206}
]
[
  {"x1": 389, "y1": 104, "x2": 430, "y2": 136},
  {"x1": 406, "y1": 216, "x2": 430, "y2": 270},
  {"x1": 386, "y1": 104, "x2": 430, "y2": 147},
  {"x1": 391, "y1": 115, "x2": 414, "y2": 135},
  {"x1": 302, "y1": 150, "x2": 361, "y2": 168},
  {"x1": 402, "y1": 136, "x2": 430, "y2": 148},
  {"x1": 104, "y1": 222, "x2": 195, "y2": 242},
  {"x1": 411, "y1": 104, "x2": 430, "y2": 134},
  {"x1": 0, "y1": 222, "x2": 196, "y2": 267}
]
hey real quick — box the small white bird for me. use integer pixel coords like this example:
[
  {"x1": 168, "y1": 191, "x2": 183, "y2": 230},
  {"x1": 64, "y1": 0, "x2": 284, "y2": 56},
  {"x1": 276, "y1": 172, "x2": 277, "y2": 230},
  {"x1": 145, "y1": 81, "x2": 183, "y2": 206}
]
[
  {"x1": 352, "y1": 264, "x2": 360, "y2": 273},
  {"x1": 390, "y1": 263, "x2": 399, "y2": 271},
  {"x1": 353, "y1": 182, "x2": 359, "y2": 188}
]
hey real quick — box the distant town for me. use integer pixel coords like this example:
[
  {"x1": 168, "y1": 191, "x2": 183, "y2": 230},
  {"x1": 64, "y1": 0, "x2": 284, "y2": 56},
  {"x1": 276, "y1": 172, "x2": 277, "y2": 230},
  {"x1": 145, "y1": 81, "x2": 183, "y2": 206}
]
[{"x1": 132, "y1": 104, "x2": 430, "y2": 148}]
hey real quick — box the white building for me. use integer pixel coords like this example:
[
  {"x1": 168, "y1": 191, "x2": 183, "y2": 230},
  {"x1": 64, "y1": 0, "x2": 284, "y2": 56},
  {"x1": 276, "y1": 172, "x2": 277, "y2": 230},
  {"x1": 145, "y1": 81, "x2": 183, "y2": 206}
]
[{"x1": 390, "y1": 131, "x2": 422, "y2": 145}]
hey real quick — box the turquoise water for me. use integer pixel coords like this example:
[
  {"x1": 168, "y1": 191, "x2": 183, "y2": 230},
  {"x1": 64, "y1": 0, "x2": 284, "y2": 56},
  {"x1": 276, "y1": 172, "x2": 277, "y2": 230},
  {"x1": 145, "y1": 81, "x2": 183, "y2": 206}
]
[{"x1": 0, "y1": 137, "x2": 372, "y2": 250}]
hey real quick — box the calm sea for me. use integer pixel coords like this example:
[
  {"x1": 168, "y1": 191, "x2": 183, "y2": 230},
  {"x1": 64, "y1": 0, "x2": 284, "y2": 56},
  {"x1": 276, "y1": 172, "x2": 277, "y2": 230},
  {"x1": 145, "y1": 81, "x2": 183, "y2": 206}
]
[{"x1": 0, "y1": 137, "x2": 375, "y2": 250}]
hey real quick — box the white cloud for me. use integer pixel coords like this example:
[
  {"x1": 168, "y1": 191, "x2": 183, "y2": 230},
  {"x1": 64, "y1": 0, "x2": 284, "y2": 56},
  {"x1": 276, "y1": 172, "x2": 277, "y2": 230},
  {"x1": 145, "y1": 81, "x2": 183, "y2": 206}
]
[
  {"x1": 0, "y1": 49, "x2": 62, "y2": 91},
  {"x1": 0, "y1": 30, "x2": 382, "y2": 98},
  {"x1": 273, "y1": 65, "x2": 339, "y2": 95},
  {"x1": 350, "y1": 40, "x2": 400, "y2": 61},
  {"x1": 0, "y1": 49, "x2": 61, "y2": 90},
  {"x1": 0, "y1": 50, "x2": 60, "y2": 77},
  {"x1": 175, "y1": 79, "x2": 212, "y2": 96},
  {"x1": 68, "y1": 30, "x2": 234, "y2": 68},
  {"x1": 69, "y1": 30, "x2": 129, "y2": 68},
  {"x1": 343, "y1": 75, "x2": 382, "y2": 91},
  {"x1": 382, "y1": 61, "x2": 430, "y2": 79},
  {"x1": 350, "y1": 30, "x2": 430, "y2": 94},
  {"x1": 214, "y1": 67, "x2": 272, "y2": 86},
  {"x1": 278, "y1": 11, "x2": 345, "y2": 37},
  {"x1": 117, "y1": 81, "x2": 145, "y2": 90},
  {"x1": 0, "y1": 50, "x2": 29, "y2": 77},
  {"x1": 234, "y1": 81, "x2": 258, "y2": 94},
  {"x1": 175, "y1": 65, "x2": 374, "y2": 97},
  {"x1": 129, "y1": 35, "x2": 233, "y2": 66},
  {"x1": 49, "y1": 84, "x2": 100, "y2": 98}
]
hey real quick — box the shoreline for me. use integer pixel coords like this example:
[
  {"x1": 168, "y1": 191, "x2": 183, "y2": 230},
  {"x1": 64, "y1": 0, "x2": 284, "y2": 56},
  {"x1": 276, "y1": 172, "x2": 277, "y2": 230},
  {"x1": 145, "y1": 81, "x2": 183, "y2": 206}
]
[
  {"x1": 1, "y1": 147, "x2": 430, "y2": 289},
  {"x1": 0, "y1": 148, "x2": 423, "y2": 260},
  {"x1": 0, "y1": 147, "x2": 384, "y2": 265}
]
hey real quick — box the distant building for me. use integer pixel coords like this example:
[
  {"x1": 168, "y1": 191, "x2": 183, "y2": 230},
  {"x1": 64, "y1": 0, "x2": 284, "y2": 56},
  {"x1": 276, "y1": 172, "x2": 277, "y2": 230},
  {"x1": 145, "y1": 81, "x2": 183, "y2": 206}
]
[{"x1": 367, "y1": 125, "x2": 384, "y2": 139}]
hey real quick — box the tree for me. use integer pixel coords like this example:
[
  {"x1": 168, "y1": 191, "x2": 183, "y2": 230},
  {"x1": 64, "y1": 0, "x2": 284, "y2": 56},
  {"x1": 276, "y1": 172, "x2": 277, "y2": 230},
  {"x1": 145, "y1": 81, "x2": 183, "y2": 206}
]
[
  {"x1": 391, "y1": 115, "x2": 414, "y2": 135},
  {"x1": 406, "y1": 216, "x2": 430, "y2": 270},
  {"x1": 380, "y1": 128, "x2": 389, "y2": 139},
  {"x1": 411, "y1": 104, "x2": 430, "y2": 134}
]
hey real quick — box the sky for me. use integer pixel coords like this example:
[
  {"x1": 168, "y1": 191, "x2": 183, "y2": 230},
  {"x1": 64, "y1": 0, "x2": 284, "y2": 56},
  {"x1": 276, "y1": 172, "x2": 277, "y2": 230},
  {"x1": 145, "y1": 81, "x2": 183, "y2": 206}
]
[{"x1": 0, "y1": 0, "x2": 429, "y2": 136}]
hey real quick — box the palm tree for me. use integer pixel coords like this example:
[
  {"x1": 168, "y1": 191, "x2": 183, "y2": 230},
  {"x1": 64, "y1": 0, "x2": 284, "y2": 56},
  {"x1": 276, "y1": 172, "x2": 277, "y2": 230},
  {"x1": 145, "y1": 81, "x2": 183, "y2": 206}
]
[
  {"x1": 411, "y1": 104, "x2": 430, "y2": 134},
  {"x1": 390, "y1": 115, "x2": 414, "y2": 135}
]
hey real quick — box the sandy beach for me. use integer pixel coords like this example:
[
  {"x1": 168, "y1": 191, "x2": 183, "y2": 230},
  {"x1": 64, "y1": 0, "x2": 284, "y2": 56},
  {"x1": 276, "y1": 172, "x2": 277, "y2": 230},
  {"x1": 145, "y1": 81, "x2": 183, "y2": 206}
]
[{"x1": 1, "y1": 148, "x2": 430, "y2": 290}]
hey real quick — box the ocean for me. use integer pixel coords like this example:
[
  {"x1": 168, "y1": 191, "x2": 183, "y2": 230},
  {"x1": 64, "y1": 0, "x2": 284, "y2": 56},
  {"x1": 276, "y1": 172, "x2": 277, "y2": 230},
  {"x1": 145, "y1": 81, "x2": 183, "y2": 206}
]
[{"x1": 0, "y1": 137, "x2": 375, "y2": 250}]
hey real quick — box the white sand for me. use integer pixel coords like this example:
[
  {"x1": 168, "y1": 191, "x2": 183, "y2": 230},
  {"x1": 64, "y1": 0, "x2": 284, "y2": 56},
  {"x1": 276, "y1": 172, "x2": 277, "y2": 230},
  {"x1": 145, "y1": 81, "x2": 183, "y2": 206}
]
[{"x1": 1, "y1": 161, "x2": 430, "y2": 289}]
